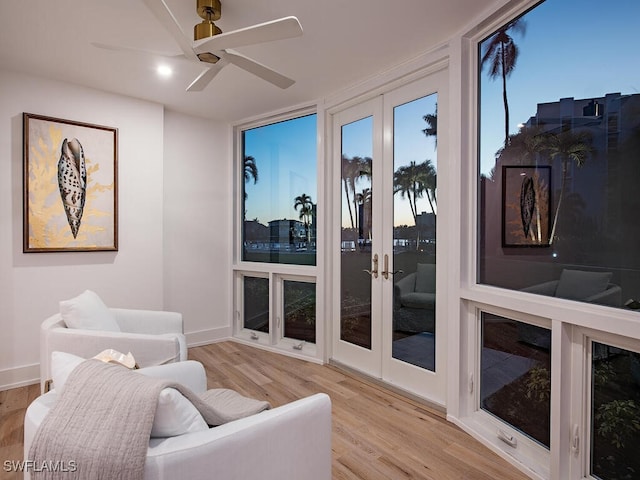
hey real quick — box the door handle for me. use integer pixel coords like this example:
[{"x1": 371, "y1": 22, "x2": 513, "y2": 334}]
[
  {"x1": 381, "y1": 254, "x2": 402, "y2": 279},
  {"x1": 382, "y1": 254, "x2": 389, "y2": 279},
  {"x1": 363, "y1": 253, "x2": 379, "y2": 278}
]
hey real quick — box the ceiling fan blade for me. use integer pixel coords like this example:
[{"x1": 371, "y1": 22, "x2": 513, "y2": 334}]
[
  {"x1": 222, "y1": 50, "x2": 295, "y2": 89},
  {"x1": 193, "y1": 16, "x2": 302, "y2": 53},
  {"x1": 186, "y1": 62, "x2": 226, "y2": 92},
  {"x1": 143, "y1": 0, "x2": 199, "y2": 61},
  {"x1": 91, "y1": 42, "x2": 188, "y2": 62}
]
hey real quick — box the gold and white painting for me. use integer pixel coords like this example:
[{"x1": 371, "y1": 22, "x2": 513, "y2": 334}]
[{"x1": 23, "y1": 113, "x2": 118, "y2": 252}]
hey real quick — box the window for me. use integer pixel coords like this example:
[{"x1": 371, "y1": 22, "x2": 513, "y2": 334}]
[
  {"x1": 590, "y1": 342, "x2": 640, "y2": 480},
  {"x1": 242, "y1": 114, "x2": 317, "y2": 266},
  {"x1": 481, "y1": 312, "x2": 551, "y2": 448},
  {"x1": 235, "y1": 110, "x2": 319, "y2": 357},
  {"x1": 283, "y1": 280, "x2": 316, "y2": 344},
  {"x1": 477, "y1": 0, "x2": 640, "y2": 311},
  {"x1": 468, "y1": 1, "x2": 640, "y2": 478}
]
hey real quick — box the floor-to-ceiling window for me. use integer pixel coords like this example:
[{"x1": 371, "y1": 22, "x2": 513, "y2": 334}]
[
  {"x1": 234, "y1": 110, "x2": 320, "y2": 357},
  {"x1": 460, "y1": 1, "x2": 640, "y2": 478}
]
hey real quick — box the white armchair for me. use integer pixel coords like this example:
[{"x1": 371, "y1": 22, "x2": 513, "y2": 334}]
[
  {"x1": 40, "y1": 307, "x2": 187, "y2": 393},
  {"x1": 24, "y1": 361, "x2": 332, "y2": 480}
]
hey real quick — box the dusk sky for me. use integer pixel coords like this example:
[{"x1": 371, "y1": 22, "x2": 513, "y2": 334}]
[
  {"x1": 480, "y1": 0, "x2": 640, "y2": 174},
  {"x1": 243, "y1": 0, "x2": 639, "y2": 229}
]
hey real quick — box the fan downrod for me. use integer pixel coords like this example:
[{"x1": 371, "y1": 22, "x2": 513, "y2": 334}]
[{"x1": 194, "y1": 0, "x2": 222, "y2": 41}]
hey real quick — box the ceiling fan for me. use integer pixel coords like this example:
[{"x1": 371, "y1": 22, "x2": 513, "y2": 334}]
[{"x1": 99, "y1": 0, "x2": 303, "y2": 92}]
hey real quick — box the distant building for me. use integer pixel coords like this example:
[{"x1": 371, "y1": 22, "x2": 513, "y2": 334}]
[{"x1": 268, "y1": 219, "x2": 306, "y2": 249}]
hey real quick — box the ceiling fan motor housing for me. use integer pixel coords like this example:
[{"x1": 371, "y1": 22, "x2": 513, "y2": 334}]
[{"x1": 195, "y1": 0, "x2": 222, "y2": 40}]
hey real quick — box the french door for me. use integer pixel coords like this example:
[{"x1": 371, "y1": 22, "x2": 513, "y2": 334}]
[{"x1": 331, "y1": 69, "x2": 448, "y2": 405}]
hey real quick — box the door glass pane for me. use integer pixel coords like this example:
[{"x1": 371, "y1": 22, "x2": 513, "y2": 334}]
[
  {"x1": 283, "y1": 280, "x2": 316, "y2": 344},
  {"x1": 243, "y1": 276, "x2": 269, "y2": 333},
  {"x1": 392, "y1": 93, "x2": 438, "y2": 371},
  {"x1": 340, "y1": 117, "x2": 373, "y2": 349},
  {"x1": 480, "y1": 312, "x2": 551, "y2": 448},
  {"x1": 242, "y1": 114, "x2": 317, "y2": 266},
  {"x1": 591, "y1": 342, "x2": 640, "y2": 480}
]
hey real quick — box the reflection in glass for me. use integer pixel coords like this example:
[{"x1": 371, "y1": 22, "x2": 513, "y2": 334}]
[
  {"x1": 477, "y1": 0, "x2": 640, "y2": 311},
  {"x1": 480, "y1": 312, "x2": 551, "y2": 448},
  {"x1": 242, "y1": 114, "x2": 317, "y2": 266},
  {"x1": 243, "y1": 276, "x2": 269, "y2": 333},
  {"x1": 340, "y1": 117, "x2": 373, "y2": 349},
  {"x1": 392, "y1": 93, "x2": 438, "y2": 371},
  {"x1": 591, "y1": 343, "x2": 640, "y2": 480},
  {"x1": 283, "y1": 280, "x2": 316, "y2": 344}
]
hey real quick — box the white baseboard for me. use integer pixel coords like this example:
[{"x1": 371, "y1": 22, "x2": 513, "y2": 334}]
[
  {"x1": 0, "y1": 363, "x2": 40, "y2": 391},
  {"x1": 186, "y1": 326, "x2": 232, "y2": 347}
]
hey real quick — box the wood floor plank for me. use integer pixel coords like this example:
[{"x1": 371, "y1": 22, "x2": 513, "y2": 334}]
[{"x1": 1, "y1": 342, "x2": 531, "y2": 480}]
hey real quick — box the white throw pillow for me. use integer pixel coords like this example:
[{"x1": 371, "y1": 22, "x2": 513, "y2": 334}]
[
  {"x1": 59, "y1": 290, "x2": 120, "y2": 331},
  {"x1": 147, "y1": 387, "x2": 209, "y2": 438},
  {"x1": 50, "y1": 351, "x2": 208, "y2": 438},
  {"x1": 50, "y1": 351, "x2": 85, "y2": 393}
]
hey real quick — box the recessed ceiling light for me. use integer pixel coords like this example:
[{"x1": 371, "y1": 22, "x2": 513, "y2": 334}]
[{"x1": 156, "y1": 65, "x2": 173, "y2": 78}]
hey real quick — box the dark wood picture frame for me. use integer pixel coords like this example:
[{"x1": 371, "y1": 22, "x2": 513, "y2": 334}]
[
  {"x1": 502, "y1": 165, "x2": 551, "y2": 248},
  {"x1": 23, "y1": 113, "x2": 118, "y2": 252}
]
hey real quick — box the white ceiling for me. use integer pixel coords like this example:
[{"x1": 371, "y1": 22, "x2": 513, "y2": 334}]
[{"x1": 0, "y1": 0, "x2": 499, "y2": 123}]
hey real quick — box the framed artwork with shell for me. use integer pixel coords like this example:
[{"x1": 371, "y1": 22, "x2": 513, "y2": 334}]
[
  {"x1": 23, "y1": 113, "x2": 118, "y2": 252},
  {"x1": 502, "y1": 165, "x2": 551, "y2": 248}
]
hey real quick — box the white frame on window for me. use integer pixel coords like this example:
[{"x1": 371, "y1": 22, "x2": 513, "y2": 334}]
[
  {"x1": 570, "y1": 328, "x2": 640, "y2": 480},
  {"x1": 232, "y1": 104, "x2": 325, "y2": 362},
  {"x1": 452, "y1": 1, "x2": 640, "y2": 479}
]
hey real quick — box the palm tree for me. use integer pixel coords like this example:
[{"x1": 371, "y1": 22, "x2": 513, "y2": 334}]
[
  {"x1": 243, "y1": 155, "x2": 259, "y2": 219},
  {"x1": 393, "y1": 160, "x2": 434, "y2": 223},
  {"x1": 546, "y1": 130, "x2": 593, "y2": 244},
  {"x1": 422, "y1": 104, "x2": 438, "y2": 148},
  {"x1": 481, "y1": 18, "x2": 526, "y2": 147},
  {"x1": 341, "y1": 155, "x2": 357, "y2": 229},
  {"x1": 294, "y1": 193, "x2": 314, "y2": 244},
  {"x1": 497, "y1": 126, "x2": 550, "y2": 242},
  {"x1": 352, "y1": 156, "x2": 372, "y2": 234},
  {"x1": 341, "y1": 155, "x2": 372, "y2": 233},
  {"x1": 244, "y1": 155, "x2": 258, "y2": 184},
  {"x1": 356, "y1": 187, "x2": 372, "y2": 241}
]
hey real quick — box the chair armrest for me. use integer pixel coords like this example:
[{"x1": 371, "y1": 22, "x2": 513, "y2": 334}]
[
  {"x1": 394, "y1": 273, "x2": 416, "y2": 297},
  {"x1": 145, "y1": 393, "x2": 332, "y2": 480},
  {"x1": 136, "y1": 361, "x2": 207, "y2": 394},
  {"x1": 521, "y1": 280, "x2": 559, "y2": 296},
  {"x1": 41, "y1": 328, "x2": 183, "y2": 391},
  {"x1": 585, "y1": 284, "x2": 622, "y2": 307},
  {"x1": 111, "y1": 308, "x2": 183, "y2": 335}
]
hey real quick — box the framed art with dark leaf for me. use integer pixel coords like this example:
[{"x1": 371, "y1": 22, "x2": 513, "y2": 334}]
[
  {"x1": 23, "y1": 113, "x2": 118, "y2": 252},
  {"x1": 502, "y1": 165, "x2": 551, "y2": 247}
]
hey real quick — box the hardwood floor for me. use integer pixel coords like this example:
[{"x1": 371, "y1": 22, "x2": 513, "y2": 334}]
[{"x1": 0, "y1": 341, "x2": 530, "y2": 480}]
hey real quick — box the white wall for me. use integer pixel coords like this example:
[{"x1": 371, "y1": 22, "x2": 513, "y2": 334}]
[
  {"x1": 162, "y1": 110, "x2": 231, "y2": 345},
  {"x1": 0, "y1": 70, "x2": 232, "y2": 389}
]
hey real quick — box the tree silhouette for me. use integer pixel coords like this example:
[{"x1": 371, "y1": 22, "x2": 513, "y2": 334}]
[
  {"x1": 243, "y1": 155, "x2": 259, "y2": 219},
  {"x1": 341, "y1": 155, "x2": 372, "y2": 232},
  {"x1": 481, "y1": 18, "x2": 526, "y2": 147},
  {"x1": 294, "y1": 193, "x2": 314, "y2": 244},
  {"x1": 422, "y1": 104, "x2": 438, "y2": 148},
  {"x1": 546, "y1": 130, "x2": 593, "y2": 244},
  {"x1": 393, "y1": 160, "x2": 436, "y2": 223},
  {"x1": 497, "y1": 126, "x2": 549, "y2": 243}
]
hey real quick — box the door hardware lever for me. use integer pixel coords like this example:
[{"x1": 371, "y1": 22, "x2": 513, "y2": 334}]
[
  {"x1": 382, "y1": 254, "x2": 389, "y2": 279},
  {"x1": 363, "y1": 253, "x2": 379, "y2": 278},
  {"x1": 381, "y1": 254, "x2": 403, "y2": 279}
]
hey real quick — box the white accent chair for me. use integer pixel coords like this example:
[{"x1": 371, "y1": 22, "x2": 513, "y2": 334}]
[
  {"x1": 24, "y1": 361, "x2": 332, "y2": 480},
  {"x1": 41, "y1": 307, "x2": 187, "y2": 393}
]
